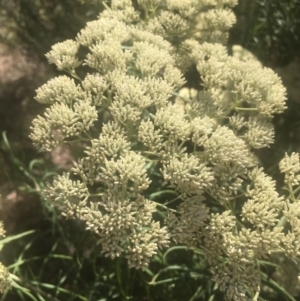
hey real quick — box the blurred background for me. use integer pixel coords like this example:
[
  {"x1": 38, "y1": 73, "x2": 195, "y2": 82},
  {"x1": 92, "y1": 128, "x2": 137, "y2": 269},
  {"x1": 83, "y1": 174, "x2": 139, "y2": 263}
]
[{"x1": 0, "y1": 0, "x2": 300, "y2": 300}]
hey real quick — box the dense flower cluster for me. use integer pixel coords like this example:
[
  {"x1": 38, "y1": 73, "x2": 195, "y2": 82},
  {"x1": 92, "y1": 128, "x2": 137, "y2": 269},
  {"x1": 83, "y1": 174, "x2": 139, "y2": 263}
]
[
  {"x1": 0, "y1": 221, "x2": 11, "y2": 293},
  {"x1": 29, "y1": 0, "x2": 300, "y2": 300}
]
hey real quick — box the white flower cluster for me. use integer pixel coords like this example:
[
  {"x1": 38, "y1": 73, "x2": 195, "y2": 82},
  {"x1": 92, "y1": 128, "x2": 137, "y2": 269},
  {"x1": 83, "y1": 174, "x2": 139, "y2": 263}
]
[
  {"x1": 33, "y1": 3, "x2": 188, "y2": 268},
  {"x1": 138, "y1": 0, "x2": 237, "y2": 45},
  {"x1": 279, "y1": 153, "x2": 300, "y2": 258},
  {"x1": 45, "y1": 40, "x2": 81, "y2": 72},
  {"x1": 0, "y1": 221, "x2": 11, "y2": 293},
  {"x1": 29, "y1": 0, "x2": 300, "y2": 300}
]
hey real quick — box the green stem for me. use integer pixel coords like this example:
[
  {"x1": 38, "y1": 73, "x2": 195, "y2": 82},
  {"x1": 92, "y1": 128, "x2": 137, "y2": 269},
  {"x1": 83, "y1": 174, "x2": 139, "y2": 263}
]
[
  {"x1": 228, "y1": 193, "x2": 245, "y2": 201},
  {"x1": 164, "y1": 194, "x2": 182, "y2": 206},
  {"x1": 252, "y1": 287, "x2": 260, "y2": 301},
  {"x1": 88, "y1": 193, "x2": 103, "y2": 198},
  {"x1": 10, "y1": 274, "x2": 61, "y2": 301},
  {"x1": 68, "y1": 70, "x2": 82, "y2": 82},
  {"x1": 235, "y1": 107, "x2": 258, "y2": 112},
  {"x1": 153, "y1": 201, "x2": 177, "y2": 213},
  {"x1": 102, "y1": 1, "x2": 110, "y2": 10},
  {"x1": 292, "y1": 184, "x2": 300, "y2": 198}
]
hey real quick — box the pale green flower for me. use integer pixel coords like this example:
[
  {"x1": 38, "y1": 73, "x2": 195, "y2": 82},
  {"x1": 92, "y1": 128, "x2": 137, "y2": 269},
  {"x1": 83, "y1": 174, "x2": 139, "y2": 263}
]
[
  {"x1": 35, "y1": 76, "x2": 80, "y2": 105},
  {"x1": 0, "y1": 222, "x2": 5, "y2": 238},
  {"x1": 77, "y1": 18, "x2": 130, "y2": 46},
  {"x1": 154, "y1": 104, "x2": 191, "y2": 142},
  {"x1": 162, "y1": 154, "x2": 214, "y2": 196},
  {"x1": 243, "y1": 168, "x2": 284, "y2": 228},
  {"x1": 85, "y1": 39, "x2": 129, "y2": 73},
  {"x1": 0, "y1": 262, "x2": 10, "y2": 294},
  {"x1": 243, "y1": 117, "x2": 274, "y2": 149},
  {"x1": 0, "y1": 222, "x2": 10, "y2": 293},
  {"x1": 279, "y1": 152, "x2": 300, "y2": 186},
  {"x1": 45, "y1": 40, "x2": 81, "y2": 71},
  {"x1": 81, "y1": 73, "x2": 109, "y2": 106}
]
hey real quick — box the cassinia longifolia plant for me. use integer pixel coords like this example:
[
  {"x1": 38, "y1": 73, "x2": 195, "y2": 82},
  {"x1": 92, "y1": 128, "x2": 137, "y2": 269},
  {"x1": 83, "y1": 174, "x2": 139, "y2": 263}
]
[{"x1": 28, "y1": 0, "x2": 300, "y2": 300}]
